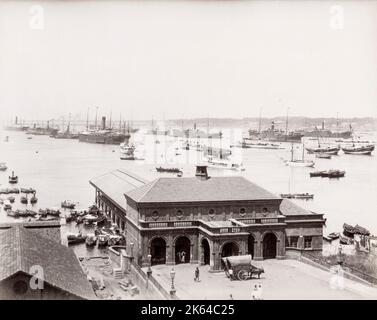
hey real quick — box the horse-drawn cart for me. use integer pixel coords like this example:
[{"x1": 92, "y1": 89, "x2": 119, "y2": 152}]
[{"x1": 222, "y1": 255, "x2": 264, "y2": 281}]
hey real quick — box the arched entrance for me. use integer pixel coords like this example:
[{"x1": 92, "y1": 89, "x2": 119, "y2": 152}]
[
  {"x1": 150, "y1": 237, "x2": 166, "y2": 265},
  {"x1": 201, "y1": 238, "x2": 210, "y2": 265},
  {"x1": 263, "y1": 233, "x2": 277, "y2": 259},
  {"x1": 175, "y1": 236, "x2": 191, "y2": 264},
  {"x1": 221, "y1": 242, "x2": 239, "y2": 258},
  {"x1": 248, "y1": 234, "x2": 255, "y2": 258}
]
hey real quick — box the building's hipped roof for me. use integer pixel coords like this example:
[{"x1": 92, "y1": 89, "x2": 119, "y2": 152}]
[
  {"x1": 125, "y1": 176, "x2": 280, "y2": 203},
  {"x1": 90, "y1": 169, "x2": 147, "y2": 208},
  {"x1": 280, "y1": 199, "x2": 315, "y2": 216},
  {"x1": 343, "y1": 223, "x2": 370, "y2": 236},
  {"x1": 0, "y1": 226, "x2": 96, "y2": 300}
]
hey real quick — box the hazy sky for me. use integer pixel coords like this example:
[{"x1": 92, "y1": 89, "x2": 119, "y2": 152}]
[{"x1": 0, "y1": 0, "x2": 377, "y2": 121}]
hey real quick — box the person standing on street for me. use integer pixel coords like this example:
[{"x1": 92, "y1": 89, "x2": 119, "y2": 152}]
[
  {"x1": 251, "y1": 284, "x2": 259, "y2": 300},
  {"x1": 194, "y1": 266, "x2": 200, "y2": 282}
]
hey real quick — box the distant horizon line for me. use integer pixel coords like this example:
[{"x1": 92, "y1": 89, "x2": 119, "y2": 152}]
[{"x1": 3, "y1": 115, "x2": 377, "y2": 124}]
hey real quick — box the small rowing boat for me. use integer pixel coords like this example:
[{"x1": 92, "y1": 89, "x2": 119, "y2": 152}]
[{"x1": 61, "y1": 200, "x2": 76, "y2": 209}]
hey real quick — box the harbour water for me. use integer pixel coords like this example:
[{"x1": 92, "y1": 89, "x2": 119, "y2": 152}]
[{"x1": 1, "y1": 129, "x2": 377, "y2": 241}]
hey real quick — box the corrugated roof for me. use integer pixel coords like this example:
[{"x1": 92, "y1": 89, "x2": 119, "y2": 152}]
[
  {"x1": 90, "y1": 169, "x2": 147, "y2": 209},
  {"x1": 125, "y1": 176, "x2": 280, "y2": 203},
  {"x1": 0, "y1": 226, "x2": 96, "y2": 300}
]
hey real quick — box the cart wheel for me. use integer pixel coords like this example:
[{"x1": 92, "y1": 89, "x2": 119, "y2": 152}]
[{"x1": 237, "y1": 269, "x2": 249, "y2": 281}]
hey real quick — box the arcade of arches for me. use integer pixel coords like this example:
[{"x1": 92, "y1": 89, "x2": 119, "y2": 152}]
[
  {"x1": 146, "y1": 230, "x2": 285, "y2": 271},
  {"x1": 91, "y1": 168, "x2": 325, "y2": 273}
]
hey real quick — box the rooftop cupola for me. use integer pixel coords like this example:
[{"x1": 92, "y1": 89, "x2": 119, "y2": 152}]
[{"x1": 195, "y1": 165, "x2": 209, "y2": 180}]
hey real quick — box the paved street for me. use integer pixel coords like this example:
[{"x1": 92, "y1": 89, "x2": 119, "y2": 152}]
[{"x1": 145, "y1": 259, "x2": 377, "y2": 300}]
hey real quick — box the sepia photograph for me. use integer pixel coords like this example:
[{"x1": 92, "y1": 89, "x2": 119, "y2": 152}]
[{"x1": 0, "y1": 0, "x2": 377, "y2": 308}]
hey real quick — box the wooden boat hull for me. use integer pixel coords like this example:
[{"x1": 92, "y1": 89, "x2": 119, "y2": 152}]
[
  {"x1": 310, "y1": 171, "x2": 326, "y2": 177},
  {"x1": 342, "y1": 145, "x2": 374, "y2": 155},
  {"x1": 315, "y1": 154, "x2": 332, "y2": 159},
  {"x1": 67, "y1": 235, "x2": 87, "y2": 245},
  {"x1": 280, "y1": 193, "x2": 314, "y2": 199},
  {"x1": 306, "y1": 148, "x2": 339, "y2": 155},
  {"x1": 343, "y1": 150, "x2": 372, "y2": 155},
  {"x1": 156, "y1": 167, "x2": 181, "y2": 173},
  {"x1": 286, "y1": 161, "x2": 315, "y2": 167},
  {"x1": 85, "y1": 238, "x2": 97, "y2": 246},
  {"x1": 20, "y1": 188, "x2": 36, "y2": 194},
  {"x1": 61, "y1": 202, "x2": 75, "y2": 209}
]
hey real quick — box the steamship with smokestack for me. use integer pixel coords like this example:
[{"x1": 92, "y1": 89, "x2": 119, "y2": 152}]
[
  {"x1": 4, "y1": 116, "x2": 29, "y2": 131},
  {"x1": 300, "y1": 121, "x2": 353, "y2": 139},
  {"x1": 78, "y1": 116, "x2": 131, "y2": 145}
]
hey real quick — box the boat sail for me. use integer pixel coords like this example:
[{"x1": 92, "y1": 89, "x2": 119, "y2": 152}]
[{"x1": 285, "y1": 143, "x2": 315, "y2": 167}]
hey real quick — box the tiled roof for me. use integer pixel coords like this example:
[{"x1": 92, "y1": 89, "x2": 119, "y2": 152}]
[
  {"x1": 279, "y1": 199, "x2": 313, "y2": 216},
  {"x1": 0, "y1": 226, "x2": 96, "y2": 300},
  {"x1": 125, "y1": 176, "x2": 280, "y2": 204},
  {"x1": 90, "y1": 169, "x2": 147, "y2": 209}
]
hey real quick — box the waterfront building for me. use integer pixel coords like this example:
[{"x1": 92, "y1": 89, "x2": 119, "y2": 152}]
[
  {"x1": 0, "y1": 222, "x2": 95, "y2": 300},
  {"x1": 90, "y1": 166, "x2": 326, "y2": 271}
]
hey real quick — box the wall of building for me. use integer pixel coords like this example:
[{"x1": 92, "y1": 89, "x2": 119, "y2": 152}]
[
  {"x1": 97, "y1": 193, "x2": 127, "y2": 233},
  {"x1": 285, "y1": 223, "x2": 324, "y2": 250},
  {"x1": 136, "y1": 200, "x2": 281, "y2": 223},
  {"x1": 93, "y1": 184, "x2": 324, "y2": 272},
  {"x1": 0, "y1": 273, "x2": 83, "y2": 300}
]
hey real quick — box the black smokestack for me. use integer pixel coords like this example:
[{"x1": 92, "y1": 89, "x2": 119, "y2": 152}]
[{"x1": 102, "y1": 116, "x2": 106, "y2": 130}]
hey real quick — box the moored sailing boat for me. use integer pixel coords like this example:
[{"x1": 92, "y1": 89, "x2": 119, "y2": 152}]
[
  {"x1": 306, "y1": 146, "x2": 340, "y2": 155},
  {"x1": 315, "y1": 153, "x2": 332, "y2": 159},
  {"x1": 8, "y1": 171, "x2": 18, "y2": 184},
  {"x1": 203, "y1": 155, "x2": 245, "y2": 171},
  {"x1": 341, "y1": 144, "x2": 374, "y2": 155},
  {"x1": 285, "y1": 144, "x2": 315, "y2": 167},
  {"x1": 305, "y1": 134, "x2": 340, "y2": 155}
]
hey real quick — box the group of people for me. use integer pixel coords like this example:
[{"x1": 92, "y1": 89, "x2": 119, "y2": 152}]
[
  {"x1": 228, "y1": 284, "x2": 263, "y2": 300},
  {"x1": 251, "y1": 284, "x2": 263, "y2": 300}
]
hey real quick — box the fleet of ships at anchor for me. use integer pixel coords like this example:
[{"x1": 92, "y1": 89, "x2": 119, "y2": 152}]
[{"x1": 3, "y1": 113, "x2": 376, "y2": 201}]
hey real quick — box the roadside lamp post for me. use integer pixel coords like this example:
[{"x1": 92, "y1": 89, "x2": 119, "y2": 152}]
[
  {"x1": 146, "y1": 254, "x2": 152, "y2": 289},
  {"x1": 337, "y1": 244, "x2": 343, "y2": 266},
  {"x1": 147, "y1": 254, "x2": 152, "y2": 277},
  {"x1": 170, "y1": 268, "x2": 176, "y2": 297},
  {"x1": 127, "y1": 242, "x2": 134, "y2": 273}
]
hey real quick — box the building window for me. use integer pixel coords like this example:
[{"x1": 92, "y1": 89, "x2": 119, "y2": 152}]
[
  {"x1": 239, "y1": 208, "x2": 246, "y2": 217},
  {"x1": 304, "y1": 236, "x2": 312, "y2": 249},
  {"x1": 152, "y1": 210, "x2": 159, "y2": 221},
  {"x1": 290, "y1": 236, "x2": 299, "y2": 248}
]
